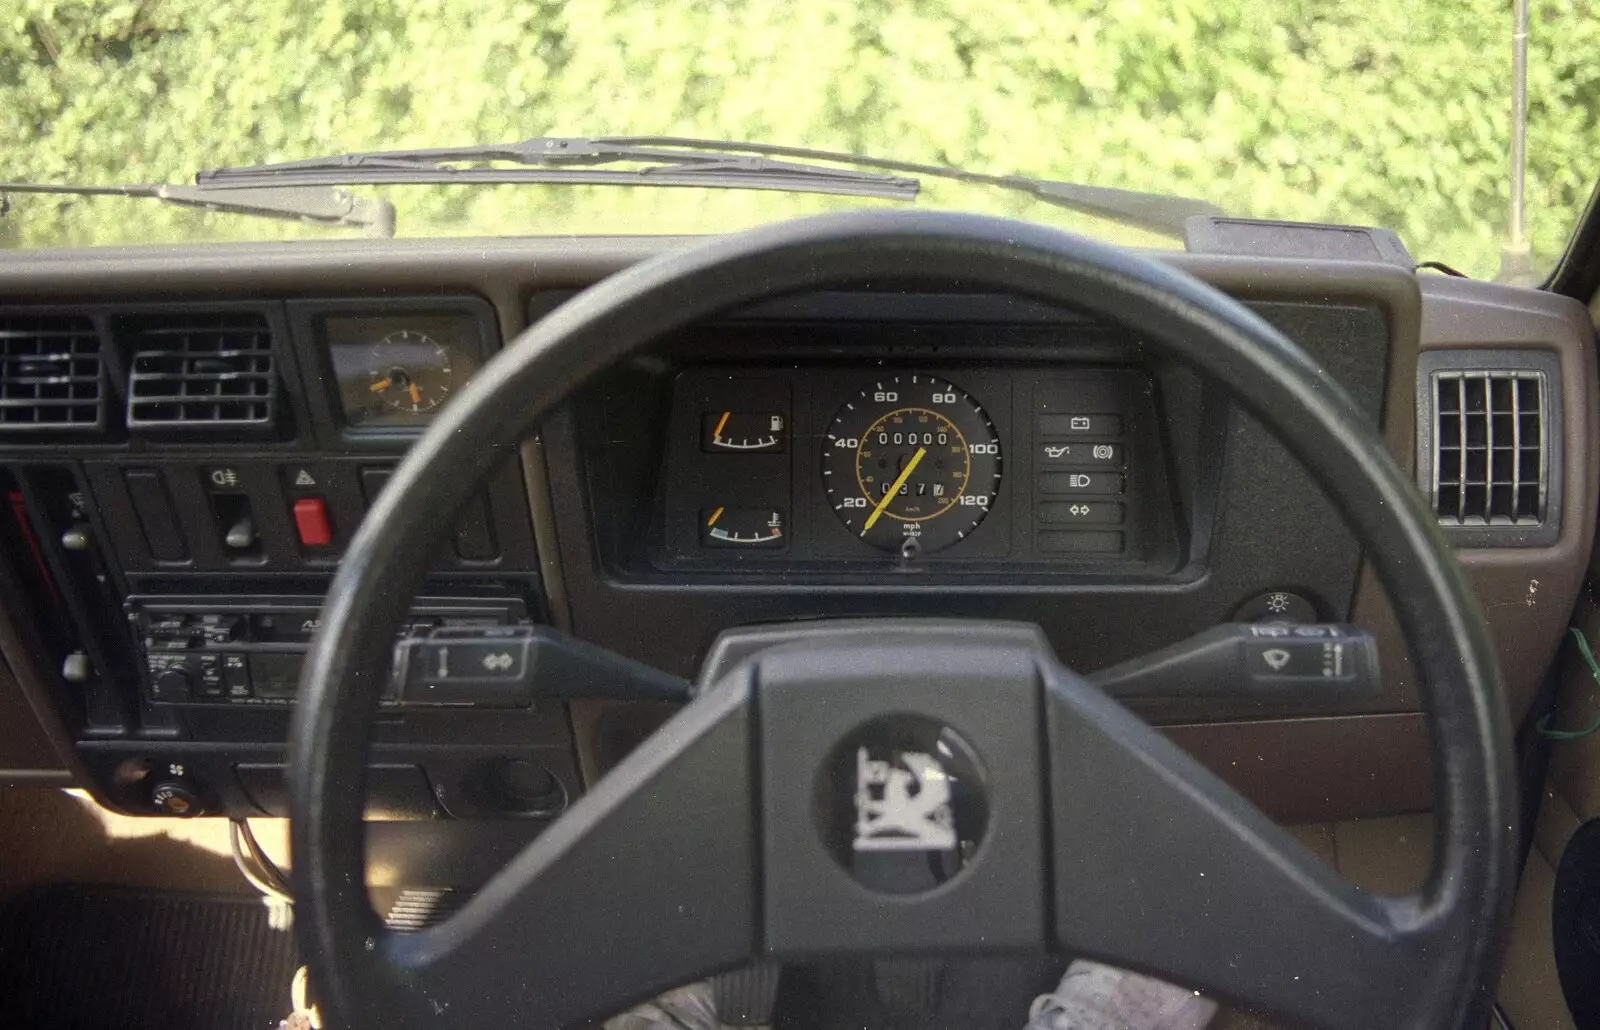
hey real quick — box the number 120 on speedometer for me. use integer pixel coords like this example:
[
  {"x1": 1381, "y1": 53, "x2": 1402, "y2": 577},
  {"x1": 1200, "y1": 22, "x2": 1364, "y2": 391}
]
[{"x1": 822, "y1": 374, "x2": 1003, "y2": 555}]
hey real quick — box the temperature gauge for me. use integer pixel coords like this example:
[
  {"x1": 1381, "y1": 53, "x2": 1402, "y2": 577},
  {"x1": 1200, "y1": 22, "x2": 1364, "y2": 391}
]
[
  {"x1": 701, "y1": 507, "x2": 786, "y2": 549},
  {"x1": 702, "y1": 411, "x2": 786, "y2": 453}
]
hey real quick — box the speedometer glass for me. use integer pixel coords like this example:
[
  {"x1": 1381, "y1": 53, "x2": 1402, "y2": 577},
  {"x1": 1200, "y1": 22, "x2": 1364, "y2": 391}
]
[{"x1": 822, "y1": 374, "x2": 1002, "y2": 556}]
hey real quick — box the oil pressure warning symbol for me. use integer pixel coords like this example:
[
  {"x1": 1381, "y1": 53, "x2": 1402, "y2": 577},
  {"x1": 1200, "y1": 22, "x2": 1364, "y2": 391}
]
[{"x1": 701, "y1": 507, "x2": 786, "y2": 549}]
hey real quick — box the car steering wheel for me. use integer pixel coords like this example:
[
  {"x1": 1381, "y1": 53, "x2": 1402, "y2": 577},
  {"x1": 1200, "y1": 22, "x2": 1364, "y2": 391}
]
[{"x1": 290, "y1": 211, "x2": 1515, "y2": 1030}]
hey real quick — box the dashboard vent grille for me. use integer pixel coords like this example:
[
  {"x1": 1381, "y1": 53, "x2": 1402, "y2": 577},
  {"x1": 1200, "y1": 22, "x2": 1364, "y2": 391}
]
[
  {"x1": 0, "y1": 314, "x2": 105, "y2": 432},
  {"x1": 1430, "y1": 370, "x2": 1546, "y2": 526},
  {"x1": 123, "y1": 312, "x2": 278, "y2": 430}
]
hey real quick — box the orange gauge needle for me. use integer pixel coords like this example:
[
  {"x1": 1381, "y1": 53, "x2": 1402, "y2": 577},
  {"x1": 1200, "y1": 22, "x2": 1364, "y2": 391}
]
[
  {"x1": 408, "y1": 382, "x2": 422, "y2": 405},
  {"x1": 707, "y1": 506, "x2": 724, "y2": 527},
  {"x1": 713, "y1": 411, "x2": 731, "y2": 438},
  {"x1": 862, "y1": 446, "x2": 926, "y2": 533},
  {"x1": 368, "y1": 378, "x2": 392, "y2": 393}
]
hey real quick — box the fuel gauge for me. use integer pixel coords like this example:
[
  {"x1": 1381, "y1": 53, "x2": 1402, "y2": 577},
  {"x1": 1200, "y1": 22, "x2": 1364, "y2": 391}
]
[
  {"x1": 701, "y1": 507, "x2": 786, "y2": 549},
  {"x1": 702, "y1": 411, "x2": 786, "y2": 452}
]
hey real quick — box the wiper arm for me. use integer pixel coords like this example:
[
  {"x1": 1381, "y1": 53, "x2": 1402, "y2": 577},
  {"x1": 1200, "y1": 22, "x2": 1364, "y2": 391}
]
[
  {"x1": 198, "y1": 136, "x2": 1220, "y2": 238},
  {"x1": 585, "y1": 138, "x2": 1226, "y2": 238},
  {"x1": 0, "y1": 183, "x2": 396, "y2": 238}
]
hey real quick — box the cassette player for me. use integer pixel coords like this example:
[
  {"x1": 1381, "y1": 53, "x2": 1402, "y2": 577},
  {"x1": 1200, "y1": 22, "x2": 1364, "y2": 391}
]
[{"x1": 129, "y1": 594, "x2": 531, "y2": 706}]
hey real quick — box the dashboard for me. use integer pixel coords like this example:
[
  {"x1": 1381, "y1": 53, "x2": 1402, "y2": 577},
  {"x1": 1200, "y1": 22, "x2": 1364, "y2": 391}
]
[{"x1": 0, "y1": 233, "x2": 1593, "y2": 878}]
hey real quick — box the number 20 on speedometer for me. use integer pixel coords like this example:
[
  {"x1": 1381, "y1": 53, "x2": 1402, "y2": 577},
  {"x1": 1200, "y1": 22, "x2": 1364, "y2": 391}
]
[{"x1": 822, "y1": 374, "x2": 1002, "y2": 555}]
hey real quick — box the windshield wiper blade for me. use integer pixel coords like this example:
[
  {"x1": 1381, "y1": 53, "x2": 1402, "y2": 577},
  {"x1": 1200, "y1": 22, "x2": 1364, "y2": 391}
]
[
  {"x1": 0, "y1": 182, "x2": 396, "y2": 237},
  {"x1": 197, "y1": 136, "x2": 1220, "y2": 238},
  {"x1": 198, "y1": 140, "x2": 920, "y2": 204}
]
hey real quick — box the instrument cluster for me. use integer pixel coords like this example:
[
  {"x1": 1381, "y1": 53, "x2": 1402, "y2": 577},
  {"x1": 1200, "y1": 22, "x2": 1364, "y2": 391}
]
[{"x1": 659, "y1": 364, "x2": 1177, "y2": 574}]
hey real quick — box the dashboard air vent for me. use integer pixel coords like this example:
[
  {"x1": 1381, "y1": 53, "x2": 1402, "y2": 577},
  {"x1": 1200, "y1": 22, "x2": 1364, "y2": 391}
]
[
  {"x1": 0, "y1": 313, "x2": 105, "y2": 433},
  {"x1": 122, "y1": 312, "x2": 278, "y2": 431},
  {"x1": 1432, "y1": 370, "x2": 1546, "y2": 525},
  {"x1": 1419, "y1": 349, "x2": 1561, "y2": 547}
]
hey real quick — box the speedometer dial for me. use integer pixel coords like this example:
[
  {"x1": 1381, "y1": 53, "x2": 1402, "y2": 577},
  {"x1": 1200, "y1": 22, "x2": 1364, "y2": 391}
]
[{"x1": 822, "y1": 375, "x2": 1002, "y2": 555}]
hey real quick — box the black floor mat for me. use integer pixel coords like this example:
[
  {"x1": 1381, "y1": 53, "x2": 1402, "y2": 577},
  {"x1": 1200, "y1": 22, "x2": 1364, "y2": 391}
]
[{"x1": 0, "y1": 886, "x2": 297, "y2": 1030}]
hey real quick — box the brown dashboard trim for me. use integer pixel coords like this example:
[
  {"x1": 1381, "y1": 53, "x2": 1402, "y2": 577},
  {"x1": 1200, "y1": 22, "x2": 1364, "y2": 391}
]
[
  {"x1": 1167, "y1": 712, "x2": 1432, "y2": 823},
  {"x1": 1396, "y1": 278, "x2": 1595, "y2": 725},
  {"x1": 0, "y1": 235, "x2": 1587, "y2": 824}
]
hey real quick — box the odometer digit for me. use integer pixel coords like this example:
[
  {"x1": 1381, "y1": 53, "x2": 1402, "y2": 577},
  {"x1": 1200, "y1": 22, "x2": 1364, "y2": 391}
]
[{"x1": 822, "y1": 374, "x2": 1002, "y2": 555}]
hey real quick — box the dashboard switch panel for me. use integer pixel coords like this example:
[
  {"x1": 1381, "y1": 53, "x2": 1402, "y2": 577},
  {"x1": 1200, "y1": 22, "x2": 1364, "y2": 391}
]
[{"x1": 131, "y1": 594, "x2": 531, "y2": 707}]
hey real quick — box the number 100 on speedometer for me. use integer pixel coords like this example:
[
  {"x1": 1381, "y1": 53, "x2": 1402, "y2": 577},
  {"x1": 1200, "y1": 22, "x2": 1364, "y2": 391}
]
[{"x1": 822, "y1": 374, "x2": 1002, "y2": 555}]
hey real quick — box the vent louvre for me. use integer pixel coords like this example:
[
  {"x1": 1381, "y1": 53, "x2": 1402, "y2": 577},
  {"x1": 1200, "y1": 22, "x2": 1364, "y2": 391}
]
[
  {"x1": 0, "y1": 314, "x2": 105, "y2": 431},
  {"x1": 123, "y1": 312, "x2": 278, "y2": 430},
  {"x1": 1431, "y1": 370, "x2": 1545, "y2": 526}
]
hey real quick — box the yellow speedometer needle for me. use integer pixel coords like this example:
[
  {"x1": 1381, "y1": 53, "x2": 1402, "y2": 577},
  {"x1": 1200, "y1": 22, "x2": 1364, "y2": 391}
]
[{"x1": 863, "y1": 446, "x2": 926, "y2": 534}]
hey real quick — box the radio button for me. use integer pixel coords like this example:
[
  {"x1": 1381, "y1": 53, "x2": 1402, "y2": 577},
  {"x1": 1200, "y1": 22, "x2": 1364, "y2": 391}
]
[
  {"x1": 150, "y1": 667, "x2": 193, "y2": 702},
  {"x1": 199, "y1": 614, "x2": 244, "y2": 644},
  {"x1": 196, "y1": 653, "x2": 225, "y2": 697},
  {"x1": 248, "y1": 653, "x2": 303, "y2": 699},
  {"x1": 222, "y1": 653, "x2": 251, "y2": 698}
]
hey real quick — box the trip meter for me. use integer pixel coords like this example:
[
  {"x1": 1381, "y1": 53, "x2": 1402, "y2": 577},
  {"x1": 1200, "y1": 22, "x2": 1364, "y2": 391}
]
[{"x1": 822, "y1": 374, "x2": 1002, "y2": 556}]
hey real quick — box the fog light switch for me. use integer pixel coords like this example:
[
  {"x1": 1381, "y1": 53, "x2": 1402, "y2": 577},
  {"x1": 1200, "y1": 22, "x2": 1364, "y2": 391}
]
[{"x1": 292, "y1": 496, "x2": 333, "y2": 548}]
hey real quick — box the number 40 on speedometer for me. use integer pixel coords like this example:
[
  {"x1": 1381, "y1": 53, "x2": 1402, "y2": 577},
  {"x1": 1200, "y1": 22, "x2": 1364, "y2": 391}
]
[{"x1": 822, "y1": 374, "x2": 1003, "y2": 556}]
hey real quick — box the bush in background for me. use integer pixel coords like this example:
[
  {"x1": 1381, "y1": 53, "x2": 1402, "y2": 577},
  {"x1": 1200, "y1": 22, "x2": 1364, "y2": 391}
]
[{"x1": 3, "y1": 0, "x2": 1595, "y2": 277}]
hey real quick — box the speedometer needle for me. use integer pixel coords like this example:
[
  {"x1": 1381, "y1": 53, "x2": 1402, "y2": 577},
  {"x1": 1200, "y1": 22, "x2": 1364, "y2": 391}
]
[{"x1": 863, "y1": 446, "x2": 926, "y2": 534}]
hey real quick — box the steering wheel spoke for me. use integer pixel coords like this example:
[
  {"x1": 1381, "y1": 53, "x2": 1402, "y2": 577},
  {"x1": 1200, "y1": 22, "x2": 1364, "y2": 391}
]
[
  {"x1": 1046, "y1": 668, "x2": 1431, "y2": 1029},
  {"x1": 355, "y1": 679, "x2": 759, "y2": 1026}
]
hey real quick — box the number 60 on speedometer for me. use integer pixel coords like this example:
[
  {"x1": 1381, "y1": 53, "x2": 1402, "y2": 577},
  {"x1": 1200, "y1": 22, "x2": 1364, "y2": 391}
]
[{"x1": 822, "y1": 374, "x2": 1003, "y2": 555}]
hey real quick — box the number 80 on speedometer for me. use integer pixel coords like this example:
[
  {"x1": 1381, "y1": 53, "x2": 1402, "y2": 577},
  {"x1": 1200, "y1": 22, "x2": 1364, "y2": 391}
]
[{"x1": 822, "y1": 374, "x2": 1003, "y2": 555}]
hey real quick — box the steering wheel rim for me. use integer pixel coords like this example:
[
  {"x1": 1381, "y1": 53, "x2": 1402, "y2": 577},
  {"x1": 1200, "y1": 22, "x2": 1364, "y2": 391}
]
[{"x1": 290, "y1": 210, "x2": 1515, "y2": 1030}]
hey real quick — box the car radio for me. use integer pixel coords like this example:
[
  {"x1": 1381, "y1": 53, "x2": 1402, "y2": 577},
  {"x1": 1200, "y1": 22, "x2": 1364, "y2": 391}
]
[{"x1": 129, "y1": 594, "x2": 531, "y2": 707}]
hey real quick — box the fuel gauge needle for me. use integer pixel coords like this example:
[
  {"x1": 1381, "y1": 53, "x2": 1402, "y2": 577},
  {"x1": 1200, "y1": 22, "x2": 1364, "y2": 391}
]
[
  {"x1": 862, "y1": 446, "x2": 925, "y2": 533},
  {"x1": 408, "y1": 382, "x2": 422, "y2": 406},
  {"x1": 707, "y1": 506, "x2": 724, "y2": 527},
  {"x1": 713, "y1": 411, "x2": 731, "y2": 440},
  {"x1": 368, "y1": 377, "x2": 392, "y2": 393}
]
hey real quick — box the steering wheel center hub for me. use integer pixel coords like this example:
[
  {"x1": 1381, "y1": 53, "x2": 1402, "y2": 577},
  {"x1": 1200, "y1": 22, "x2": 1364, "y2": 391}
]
[{"x1": 818, "y1": 714, "x2": 989, "y2": 894}]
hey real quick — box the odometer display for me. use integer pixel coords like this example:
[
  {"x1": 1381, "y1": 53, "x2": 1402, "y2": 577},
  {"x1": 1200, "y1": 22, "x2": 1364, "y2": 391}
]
[{"x1": 823, "y1": 375, "x2": 1002, "y2": 555}]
